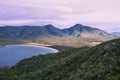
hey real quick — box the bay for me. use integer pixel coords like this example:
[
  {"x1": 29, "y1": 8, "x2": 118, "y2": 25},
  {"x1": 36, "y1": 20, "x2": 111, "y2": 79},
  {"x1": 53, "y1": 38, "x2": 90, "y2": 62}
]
[{"x1": 0, "y1": 45, "x2": 58, "y2": 67}]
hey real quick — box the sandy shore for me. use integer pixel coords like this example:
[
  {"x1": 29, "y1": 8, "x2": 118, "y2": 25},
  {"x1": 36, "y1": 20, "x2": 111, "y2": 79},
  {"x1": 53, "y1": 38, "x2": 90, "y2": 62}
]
[
  {"x1": 23, "y1": 43, "x2": 59, "y2": 53},
  {"x1": 89, "y1": 42, "x2": 102, "y2": 46},
  {"x1": 25, "y1": 42, "x2": 52, "y2": 47}
]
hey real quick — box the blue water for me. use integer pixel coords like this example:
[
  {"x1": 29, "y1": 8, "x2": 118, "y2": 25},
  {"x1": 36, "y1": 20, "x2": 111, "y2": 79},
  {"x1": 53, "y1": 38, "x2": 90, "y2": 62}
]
[{"x1": 0, "y1": 45, "x2": 58, "y2": 67}]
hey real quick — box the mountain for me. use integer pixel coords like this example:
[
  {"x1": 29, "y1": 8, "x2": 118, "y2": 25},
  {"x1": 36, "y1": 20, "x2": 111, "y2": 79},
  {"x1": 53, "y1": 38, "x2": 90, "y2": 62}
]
[
  {"x1": 0, "y1": 38, "x2": 120, "y2": 80},
  {"x1": 0, "y1": 24, "x2": 115, "y2": 39},
  {"x1": 62, "y1": 24, "x2": 112, "y2": 38},
  {"x1": 112, "y1": 32, "x2": 120, "y2": 36},
  {"x1": 0, "y1": 25, "x2": 64, "y2": 39},
  {"x1": 0, "y1": 24, "x2": 116, "y2": 47},
  {"x1": 43, "y1": 24, "x2": 64, "y2": 36}
]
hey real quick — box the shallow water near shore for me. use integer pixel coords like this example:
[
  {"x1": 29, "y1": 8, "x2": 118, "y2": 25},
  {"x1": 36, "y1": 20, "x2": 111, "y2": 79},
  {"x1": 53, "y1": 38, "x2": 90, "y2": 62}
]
[{"x1": 0, "y1": 45, "x2": 58, "y2": 67}]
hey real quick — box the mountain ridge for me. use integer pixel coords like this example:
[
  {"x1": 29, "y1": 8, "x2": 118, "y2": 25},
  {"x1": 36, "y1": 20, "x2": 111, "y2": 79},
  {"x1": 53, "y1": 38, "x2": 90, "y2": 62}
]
[
  {"x1": 0, "y1": 24, "x2": 115, "y2": 39},
  {"x1": 112, "y1": 32, "x2": 120, "y2": 37},
  {"x1": 0, "y1": 24, "x2": 117, "y2": 47}
]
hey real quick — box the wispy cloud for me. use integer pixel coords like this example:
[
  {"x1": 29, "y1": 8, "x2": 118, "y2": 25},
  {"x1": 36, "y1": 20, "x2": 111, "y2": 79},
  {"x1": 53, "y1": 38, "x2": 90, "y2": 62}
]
[{"x1": 0, "y1": 0, "x2": 120, "y2": 32}]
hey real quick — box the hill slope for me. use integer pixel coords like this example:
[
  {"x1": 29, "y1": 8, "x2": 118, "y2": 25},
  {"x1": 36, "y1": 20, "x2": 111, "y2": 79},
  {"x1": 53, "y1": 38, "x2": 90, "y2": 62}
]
[
  {"x1": 0, "y1": 24, "x2": 114, "y2": 39},
  {"x1": 0, "y1": 24, "x2": 116, "y2": 47},
  {"x1": 0, "y1": 25, "x2": 64, "y2": 39},
  {"x1": 62, "y1": 24, "x2": 109, "y2": 37},
  {"x1": 0, "y1": 38, "x2": 120, "y2": 80}
]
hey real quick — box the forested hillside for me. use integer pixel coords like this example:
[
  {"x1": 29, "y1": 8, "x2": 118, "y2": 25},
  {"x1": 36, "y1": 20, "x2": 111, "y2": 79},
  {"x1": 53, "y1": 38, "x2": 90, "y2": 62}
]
[{"x1": 0, "y1": 38, "x2": 120, "y2": 80}]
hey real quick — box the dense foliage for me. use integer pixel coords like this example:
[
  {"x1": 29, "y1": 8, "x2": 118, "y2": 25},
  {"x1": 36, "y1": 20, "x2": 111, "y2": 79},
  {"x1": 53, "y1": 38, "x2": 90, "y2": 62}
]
[{"x1": 0, "y1": 38, "x2": 120, "y2": 80}]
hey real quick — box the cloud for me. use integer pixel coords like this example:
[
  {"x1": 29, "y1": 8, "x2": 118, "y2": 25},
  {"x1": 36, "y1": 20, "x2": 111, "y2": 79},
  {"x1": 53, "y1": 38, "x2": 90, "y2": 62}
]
[
  {"x1": 0, "y1": 19, "x2": 57, "y2": 26},
  {"x1": 0, "y1": 0, "x2": 120, "y2": 32}
]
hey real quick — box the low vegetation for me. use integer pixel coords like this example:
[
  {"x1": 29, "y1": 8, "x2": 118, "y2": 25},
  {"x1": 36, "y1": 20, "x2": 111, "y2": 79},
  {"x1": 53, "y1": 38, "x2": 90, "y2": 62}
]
[{"x1": 0, "y1": 38, "x2": 120, "y2": 80}]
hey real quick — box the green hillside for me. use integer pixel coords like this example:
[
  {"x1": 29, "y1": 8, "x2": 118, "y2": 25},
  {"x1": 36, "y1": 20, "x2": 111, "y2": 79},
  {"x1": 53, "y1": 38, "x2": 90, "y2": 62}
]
[{"x1": 0, "y1": 38, "x2": 120, "y2": 80}]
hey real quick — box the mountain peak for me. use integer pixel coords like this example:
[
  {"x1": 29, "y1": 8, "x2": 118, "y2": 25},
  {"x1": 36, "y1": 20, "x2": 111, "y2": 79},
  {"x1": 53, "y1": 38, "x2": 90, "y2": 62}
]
[
  {"x1": 74, "y1": 23, "x2": 84, "y2": 26},
  {"x1": 72, "y1": 24, "x2": 84, "y2": 28},
  {"x1": 63, "y1": 23, "x2": 94, "y2": 34},
  {"x1": 70, "y1": 24, "x2": 95, "y2": 31},
  {"x1": 44, "y1": 24, "x2": 55, "y2": 28},
  {"x1": 0, "y1": 24, "x2": 115, "y2": 40}
]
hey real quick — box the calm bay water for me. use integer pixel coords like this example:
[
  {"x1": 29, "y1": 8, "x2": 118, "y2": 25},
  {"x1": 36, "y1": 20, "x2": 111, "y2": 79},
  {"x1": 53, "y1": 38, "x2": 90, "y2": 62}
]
[{"x1": 0, "y1": 45, "x2": 58, "y2": 67}]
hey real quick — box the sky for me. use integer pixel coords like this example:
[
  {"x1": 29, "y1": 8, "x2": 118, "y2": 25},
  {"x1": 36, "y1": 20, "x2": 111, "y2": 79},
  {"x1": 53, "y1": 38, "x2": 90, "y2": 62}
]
[{"x1": 0, "y1": 0, "x2": 120, "y2": 32}]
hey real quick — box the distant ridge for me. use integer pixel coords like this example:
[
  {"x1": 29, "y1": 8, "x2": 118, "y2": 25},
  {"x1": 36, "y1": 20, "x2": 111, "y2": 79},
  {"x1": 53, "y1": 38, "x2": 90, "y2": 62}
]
[
  {"x1": 112, "y1": 32, "x2": 120, "y2": 36},
  {"x1": 0, "y1": 24, "x2": 114, "y2": 39},
  {"x1": 0, "y1": 24, "x2": 117, "y2": 47},
  {"x1": 62, "y1": 24, "x2": 112, "y2": 38}
]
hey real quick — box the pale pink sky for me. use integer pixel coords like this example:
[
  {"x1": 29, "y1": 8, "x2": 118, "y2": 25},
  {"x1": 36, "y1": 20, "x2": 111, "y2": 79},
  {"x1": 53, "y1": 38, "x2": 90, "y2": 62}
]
[{"x1": 0, "y1": 0, "x2": 120, "y2": 32}]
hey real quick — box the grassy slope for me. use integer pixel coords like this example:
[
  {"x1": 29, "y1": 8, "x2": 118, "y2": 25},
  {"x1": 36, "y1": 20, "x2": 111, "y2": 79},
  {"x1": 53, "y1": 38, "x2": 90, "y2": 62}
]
[
  {"x1": 34, "y1": 36, "x2": 103, "y2": 47},
  {"x1": 0, "y1": 36, "x2": 103, "y2": 47},
  {"x1": 0, "y1": 38, "x2": 31, "y2": 46},
  {"x1": 0, "y1": 38, "x2": 120, "y2": 80}
]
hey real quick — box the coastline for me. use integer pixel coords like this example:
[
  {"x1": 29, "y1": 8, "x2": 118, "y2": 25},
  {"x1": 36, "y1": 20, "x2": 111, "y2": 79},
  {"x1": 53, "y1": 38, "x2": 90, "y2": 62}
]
[
  {"x1": 22, "y1": 42, "x2": 59, "y2": 53},
  {"x1": 24, "y1": 42, "x2": 52, "y2": 47},
  {"x1": 0, "y1": 42, "x2": 71, "y2": 52},
  {"x1": 6, "y1": 42, "x2": 59, "y2": 53},
  {"x1": 0, "y1": 44, "x2": 59, "y2": 67}
]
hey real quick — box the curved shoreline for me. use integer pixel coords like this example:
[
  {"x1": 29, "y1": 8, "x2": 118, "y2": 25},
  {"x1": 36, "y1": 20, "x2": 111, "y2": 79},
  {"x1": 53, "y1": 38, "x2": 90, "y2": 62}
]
[
  {"x1": 1, "y1": 42, "x2": 59, "y2": 53},
  {"x1": 4, "y1": 44, "x2": 59, "y2": 53},
  {"x1": 0, "y1": 44, "x2": 59, "y2": 67},
  {"x1": 19, "y1": 45, "x2": 59, "y2": 53},
  {"x1": 22, "y1": 42, "x2": 59, "y2": 53},
  {"x1": 17, "y1": 42, "x2": 59, "y2": 53}
]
